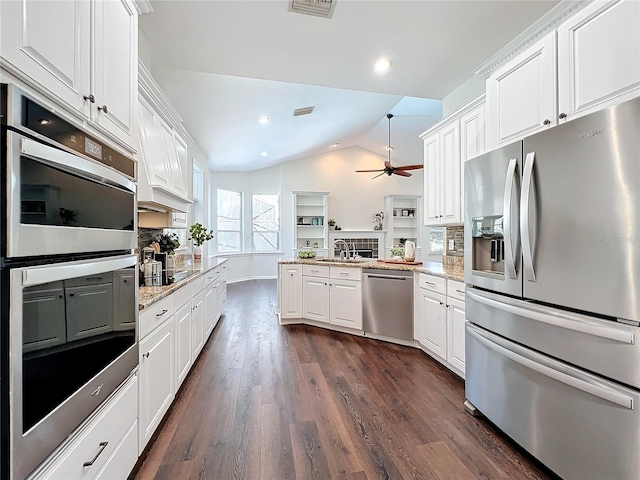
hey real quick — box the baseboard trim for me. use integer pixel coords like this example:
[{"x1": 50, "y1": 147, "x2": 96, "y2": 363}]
[{"x1": 227, "y1": 275, "x2": 277, "y2": 284}]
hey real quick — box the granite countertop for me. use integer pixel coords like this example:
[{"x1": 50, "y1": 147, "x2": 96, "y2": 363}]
[
  {"x1": 278, "y1": 258, "x2": 464, "y2": 282},
  {"x1": 139, "y1": 257, "x2": 228, "y2": 310}
]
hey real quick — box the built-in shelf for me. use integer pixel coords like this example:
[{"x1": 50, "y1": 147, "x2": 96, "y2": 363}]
[
  {"x1": 384, "y1": 194, "x2": 422, "y2": 260},
  {"x1": 292, "y1": 191, "x2": 330, "y2": 256}
]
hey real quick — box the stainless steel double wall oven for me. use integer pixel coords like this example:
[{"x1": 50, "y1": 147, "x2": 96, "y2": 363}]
[{"x1": 1, "y1": 84, "x2": 138, "y2": 480}]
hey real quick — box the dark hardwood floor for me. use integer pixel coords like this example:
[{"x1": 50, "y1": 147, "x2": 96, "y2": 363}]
[{"x1": 134, "y1": 279, "x2": 553, "y2": 480}]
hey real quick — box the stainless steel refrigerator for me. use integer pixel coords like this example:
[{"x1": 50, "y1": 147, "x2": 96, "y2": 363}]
[{"x1": 464, "y1": 97, "x2": 640, "y2": 480}]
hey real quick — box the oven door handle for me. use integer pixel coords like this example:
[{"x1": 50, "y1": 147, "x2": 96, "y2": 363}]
[
  {"x1": 21, "y1": 255, "x2": 137, "y2": 286},
  {"x1": 19, "y1": 133, "x2": 136, "y2": 194}
]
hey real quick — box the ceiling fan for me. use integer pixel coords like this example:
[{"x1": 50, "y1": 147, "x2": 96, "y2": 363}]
[{"x1": 356, "y1": 113, "x2": 424, "y2": 179}]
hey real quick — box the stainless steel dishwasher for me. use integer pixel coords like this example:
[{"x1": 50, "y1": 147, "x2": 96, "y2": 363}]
[{"x1": 362, "y1": 268, "x2": 413, "y2": 340}]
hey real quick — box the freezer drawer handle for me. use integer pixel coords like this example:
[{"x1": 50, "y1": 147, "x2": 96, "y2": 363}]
[
  {"x1": 503, "y1": 158, "x2": 519, "y2": 280},
  {"x1": 467, "y1": 290, "x2": 635, "y2": 345},
  {"x1": 468, "y1": 327, "x2": 634, "y2": 410},
  {"x1": 521, "y1": 151, "x2": 536, "y2": 282}
]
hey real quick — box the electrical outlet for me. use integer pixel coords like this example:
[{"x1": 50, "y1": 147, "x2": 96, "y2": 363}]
[{"x1": 448, "y1": 239, "x2": 455, "y2": 250}]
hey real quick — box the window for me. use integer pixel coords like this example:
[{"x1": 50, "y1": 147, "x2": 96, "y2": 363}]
[
  {"x1": 252, "y1": 194, "x2": 279, "y2": 251},
  {"x1": 217, "y1": 189, "x2": 242, "y2": 252},
  {"x1": 429, "y1": 227, "x2": 445, "y2": 254}
]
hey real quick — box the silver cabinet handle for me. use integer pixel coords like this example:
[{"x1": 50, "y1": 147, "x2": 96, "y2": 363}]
[
  {"x1": 466, "y1": 289, "x2": 634, "y2": 344},
  {"x1": 97, "y1": 104, "x2": 108, "y2": 114},
  {"x1": 339, "y1": 272, "x2": 349, "y2": 276},
  {"x1": 543, "y1": 119, "x2": 551, "y2": 125},
  {"x1": 559, "y1": 113, "x2": 567, "y2": 119},
  {"x1": 424, "y1": 281, "x2": 435, "y2": 286},
  {"x1": 503, "y1": 158, "x2": 519, "y2": 280},
  {"x1": 83, "y1": 94, "x2": 95, "y2": 103},
  {"x1": 455, "y1": 289, "x2": 465, "y2": 294},
  {"x1": 521, "y1": 151, "x2": 536, "y2": 282},
  {"x1": 156, "y1": 309, "x2": 168, "y2": 317},
  {"x1": 143, "y1": 352, "x2": 150, "y2": 358},
  {"x1": 206, "y1": 276, "x2": 214, "y2": 280},
  {"x1": 467, "y1": 326, "x2": 634, "y2": 409},
  {"x1": 83, "y1": 441, "x2": 108, "y2": 467}
]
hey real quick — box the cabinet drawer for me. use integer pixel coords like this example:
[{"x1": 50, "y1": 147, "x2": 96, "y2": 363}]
[
  {"x1": 330, "y1": 266, "x2": 362, "y2": 281},
  {"x1": 94, "y1": 420, "x2": 138, "y2": 480},
  {"x1": 447, "y1": 280, "x2": 466, "y2": 302},
  {"x1": 140, "y1": 294, "x2": 174, "y2": 340},
  {"x1": 418, "y1": 273, "x2": 446, "y2": 294},
  {"x1": 303, "y1": 265, "x2": 329, "y2": 278},
  {"x1": 174, "y1": 281, "x2": 193, "y2": 310},
  {"x1": 34, "y1": 374, "x2": 138, "y2": 480},
  {"x1": 203, "y1": 268, "x2": 220, "y2": 288}
]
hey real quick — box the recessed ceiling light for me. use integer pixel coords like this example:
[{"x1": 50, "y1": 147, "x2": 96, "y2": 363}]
[
  {"x1": 374, "y1": 58, "x2": 392, "y2": 74},
  {"x1": 330, "y1": 143, "x2": 339, "y2": 148},
  {"x1": 261, "y1": 151, "x2": 268, "y2": 157},
  {"x1": 385, "y1": 146, "x2": 394, "y2": 151},
  {"x1": 258, "y1": 116, "x2": 270, "y2": 124}
]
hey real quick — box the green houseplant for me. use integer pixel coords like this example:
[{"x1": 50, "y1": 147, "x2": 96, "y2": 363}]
[
  {"x1": 155, "y1": 232, "x2": 181, "y2": 254},
  {"x1": 189, "y1": 223, "x2": 214, "y2": 261}
]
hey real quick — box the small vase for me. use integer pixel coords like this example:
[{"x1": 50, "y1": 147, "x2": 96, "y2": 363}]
[{"x1": 194, "y1": 245, "x2": 202, "y2": 262}]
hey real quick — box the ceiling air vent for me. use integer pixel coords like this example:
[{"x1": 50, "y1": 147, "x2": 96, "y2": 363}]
[
  {"x1": 288, "y1": 0, "x2": 336, "y2": 19},
  {"x1": 293, "y1": 106, "x2": 315, "y2": 117}
]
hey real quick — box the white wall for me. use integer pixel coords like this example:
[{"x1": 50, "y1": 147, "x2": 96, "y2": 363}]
[
  {"x1": 212, "y1": 146, "x2": 441, "y2": 282},
  {"x1": 442, "y1": 75, "x2": 485, "y2": 117}
]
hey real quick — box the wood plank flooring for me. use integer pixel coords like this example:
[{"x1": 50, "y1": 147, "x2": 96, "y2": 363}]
[{"x1": 133, "y1": 279, "x2": 555, "y2": 480}]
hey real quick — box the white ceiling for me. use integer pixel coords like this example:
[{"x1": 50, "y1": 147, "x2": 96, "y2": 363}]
[{"x1": 140, "y1": 0, "x2": 559, "y2": 171}]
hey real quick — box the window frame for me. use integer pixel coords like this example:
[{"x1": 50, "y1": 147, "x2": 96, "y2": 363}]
[
  {"x1": 251, "y1": 194, "x2": 280, "y2": 252},
  {"x1": 428, "y1": 226, "x2": 445, "y2": 255},
  {"x1": 216, "y1": 188, "x2": 243, "y2": 253}
]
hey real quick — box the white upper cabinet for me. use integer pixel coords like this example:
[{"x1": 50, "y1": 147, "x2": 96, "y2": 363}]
[
  {"x1": 557, "y1": 0, "x2": 640, "y2": 121},
  {"x1": 486, "y1": 31, "x2": 557, "y2": 149},
  {"x1": 0, "y1": 0, "x2": 138, "y2": 153},
  {"x1": 482, "y1": 0, "x2": 639, "y2": 148},
  {"x1": 92, "y1": 0, "x2": 137, "y2": 148},
  {"x1": 421, "y1": 96, "x2": 485, "y2": 227},
  {"x1": 138, "y1": 97, "x2": 172, "y2": 188}
]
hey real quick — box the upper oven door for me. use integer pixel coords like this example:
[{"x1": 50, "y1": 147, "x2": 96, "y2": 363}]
[{"x1": 6, "y1": 131, "x2": 137, "y2": 259}]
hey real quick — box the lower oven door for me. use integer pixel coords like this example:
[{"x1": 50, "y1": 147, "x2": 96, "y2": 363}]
[
  {"x1": 6, "y1": 131, "x2": 136, "y2": 258},
  {"x1": 8, "y1": 254, "x2": 138, "y2": 480},
  {"x1": 465, "y1": 323, "x2": 640, "y2": 480}
]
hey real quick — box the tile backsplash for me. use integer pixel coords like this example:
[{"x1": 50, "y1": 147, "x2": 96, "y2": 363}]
[{"x1": 445, "y1": 226, "x2": 464, "y2": 257}]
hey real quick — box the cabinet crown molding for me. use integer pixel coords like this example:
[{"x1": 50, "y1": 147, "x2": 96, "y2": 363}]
[
  {"x1": 134, "y1": 0, "x2": 153, "y2": 14},
  {"x1": 473, "y1": 0, "x2": 591, "y2": 78},
  {"x1": 419, "y1": 93, "x2": 485, "y2": 139},
  {"x1": 138, "y1": 60, "x2": 194, "y2": 146}
]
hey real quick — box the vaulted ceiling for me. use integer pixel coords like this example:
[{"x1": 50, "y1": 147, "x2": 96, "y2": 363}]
[{"x1": 140, "y1": 0, "x2": 559, "y2": 171}]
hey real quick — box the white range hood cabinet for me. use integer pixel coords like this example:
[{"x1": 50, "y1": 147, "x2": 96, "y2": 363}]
[{"x1": 136, "y1": 61, "x2": 193, "y2": 214}]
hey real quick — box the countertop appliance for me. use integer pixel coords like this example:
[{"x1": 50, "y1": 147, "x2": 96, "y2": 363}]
[
  {"x1": 362, "y1": 268, "x2": 413, "y2": 341},
  {"x1": 464, "y1": 97, "x2": 640, "y2": 480},
  {"x1": 1, "y1": 84, "x2": 139, "y2": 480}
]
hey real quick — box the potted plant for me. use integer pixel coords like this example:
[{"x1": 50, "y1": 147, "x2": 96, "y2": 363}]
[
  {"x1": 390, "y1": 246, "x2": 404, "y2": 260},
  {"x1": 372, "y1": 212, "x2": 384, "y2": 231},
  {"x1": 155, "y1": 232, "x2": 181, "y2": 254},
  {"x1": 189, "y1": 223, "x2": 214, "y2": 261},
  {"x1": 328, "y1": 218, "x2": 336, "y2": 230}
]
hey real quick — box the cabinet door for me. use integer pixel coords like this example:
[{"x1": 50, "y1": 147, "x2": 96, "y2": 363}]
[
  {"x1": 139, "y1": 317, "x2": 174, "y2": 452},
  {"x1": 114, "y1": 271, "x2": 135, "y2": 331},
  {"x1": 558, "y1": 0, "x2": 640, "y2": 122},
  {"x1": 459, "y1": 104, "x2": 485, "y2": 224},
  {"x1": 23, "y1": 288, "x2": 66, "y2": 353},
  {"x1": 439, "y1": 121, "x2": 461, "y2": 224},
  {"x1": 0, "y1": 0, "x2": 91, "y2": 118},
  {"x1": 486, "y1": 31, "x2": 556, "y2": 149},
  {"x1": 138, "y1": 99, "x2": 172, "y2": 188},
  {"x1": 204, "y1": 283, "x2": 217, "y2": 339},
  {"x1": 446, "y1": 301, "x2": 466, "y2": 376},
  {"x1": 302, "y1": 276, "x2": 330, "y2": 323},
  {"x1": 280, "y1": 265, "x2": 303, "y2": 318},
  {"x1": 218, "y1": 275, "x2": 227, "y2": 323},
  {"x1": 160, "y1": 122, "x2": 187, "y2": 197},
  {"x1": 173, "y1": 133, "x2": 189, "y2": 197},
  {"x1": 92, "y1": 0, "x2": 137, "y2": 149},
  {"x1": 423, "y1": 133, "x2": 441, "y2": 226},
  {"x1": 418, "y1": 291, "x2": 447, "y2": 360},
  {"x1": 175, "y1": 302, "x2": 192, "y2": 389},
  {"x1": 65, "y1": 283, "x2": 114, "y2": 341},
  {"x1": 191, "y1": 290, "x2": 205, "y2": 360},
  {"x1": 329, "y1": 280, "x2": 362, "y2": 330}
]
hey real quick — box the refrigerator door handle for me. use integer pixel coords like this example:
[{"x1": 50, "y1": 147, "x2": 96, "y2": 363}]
[
  {"x1": 521, "y1": 151, "x2": 536, "y2": 282},
  {"x1": 503, "y1": 158, "x2": 519, "y2": 279},
  {"x1": 466, "y1": 289, "x2": 635, "y2": 344},
  {"x1": 467, "y1": 326, "x2": 634, "y2": 409}
]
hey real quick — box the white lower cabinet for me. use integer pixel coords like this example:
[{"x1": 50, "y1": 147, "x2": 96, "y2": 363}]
[
  {"x1": 302, "y1": 276, "x2": 330, "y2": 323},
  {"x1": 446, "y1": 297, "x2": 466, "y2": 376},
  {"x1": 280, "y1": 265, "x2": 303, "y2": 318},
  {"x1": 32, "y1": 373, "x2": 138, "y2": 480},
  {"x1": 329, "y1": 279, "x2": 362, "y2": 330},
  {"x1": 417, "y1": 290, "x2": 447, "y2": 360},
  {"x1": 191, "y1": 290, "x2": 205, "y2": 360},
  {"x1": 175, "y1": 301, "x2": 192, "y2": 389},
  {"x1": 139, "y1": 316, "x2": 175, "y2": 453},
  {"x1": 204, "y1": 282, "x2": 217, "y2": 339}
]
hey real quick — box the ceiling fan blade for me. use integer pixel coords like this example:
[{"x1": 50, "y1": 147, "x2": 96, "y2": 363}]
[
  {"x1": 356, "y1": 169, "x2": 385, "y2": 172},
  {"x1": 394, "y1": 170, "x2": 412, "y2": 177},
  {"x1": 371, "y1": 172, "x2": 386, "y2": 180},
  {"x1": 384, "y1": 160, "x2": 393, "y2": 170},
  {"x1": 394, "y1": 164, "x2": 424, "y2": 171}
]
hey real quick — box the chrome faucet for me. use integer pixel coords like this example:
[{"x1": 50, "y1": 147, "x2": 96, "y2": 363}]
[{"x1": 334, "y1": 239, "x2": 350, "y2": 260}]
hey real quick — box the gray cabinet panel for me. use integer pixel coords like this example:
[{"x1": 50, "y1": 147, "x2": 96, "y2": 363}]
[
  {"x1": 66, "y1": 283, "x2": 114, "y2": 341},
  {"x1": 23, "y1": 288, "x2": 67, "y2": 352}
]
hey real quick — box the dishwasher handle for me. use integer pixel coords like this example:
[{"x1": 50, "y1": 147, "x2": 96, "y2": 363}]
[{"x1": 366, "y1": 274, "x2": 408, "y2": 281}]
